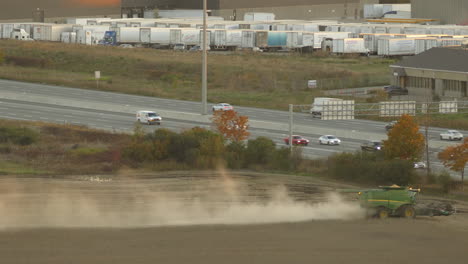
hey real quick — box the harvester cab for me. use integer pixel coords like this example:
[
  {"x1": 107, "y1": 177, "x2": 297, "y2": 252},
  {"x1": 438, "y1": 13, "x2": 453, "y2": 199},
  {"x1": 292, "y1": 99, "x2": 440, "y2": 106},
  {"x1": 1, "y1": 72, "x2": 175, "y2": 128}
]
[{"x1": 344, "y1": 185, "x2": 420, "y2": 219}]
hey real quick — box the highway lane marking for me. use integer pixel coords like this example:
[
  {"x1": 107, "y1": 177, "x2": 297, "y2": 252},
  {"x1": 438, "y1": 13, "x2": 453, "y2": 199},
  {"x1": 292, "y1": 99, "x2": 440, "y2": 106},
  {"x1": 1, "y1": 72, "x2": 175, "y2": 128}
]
[
  {"x1": 0, "y1": 115, "x2": 31, "y2": 121},
  {"x1": 39, "y1": 117, "x2": 49, "y2": 120}
]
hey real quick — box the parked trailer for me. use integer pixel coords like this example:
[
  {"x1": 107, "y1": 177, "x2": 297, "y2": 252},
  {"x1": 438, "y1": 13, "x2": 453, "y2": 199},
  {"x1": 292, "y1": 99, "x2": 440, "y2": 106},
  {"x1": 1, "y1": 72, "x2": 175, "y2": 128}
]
[
  {"x1": 244, "y1": 12, "x2": 275, "y2": 21},
  {"x1": 240, "y1": 30, "x2": 256, "y2": 48},
  {"x1": 254, "y1": 31, "x2": 301, "y2": 50},
  {"x1": 60, "y1": 32, "x2": 77, "y2": 43},
  {"x1": 313, "y1": 32, "x2": 352, "y2": 49},
  {"x1": 1, "y1": 24, "x2": 17, "y2": 39},
  {"x1": 404, "y1": 26, "x2": 428, "y2": 35},
  {"x1": 67, "y1": 17, "x2": 111, "y2": 25},
  {"x1": 76, "y1": 30, "x2": 93, "y2": 45},
  {"x1": 360, "y1": 33, "x2": 406, "y2": 54},
  {"x1": 211, "y1": 29, "x2": 242, "y2": 50},
  {"x1": 330, "y1": 38, "x2": 368, "y2": 54},
  {"x1": 300, "y1": 32, "x2": 315, "y2": 50},
  {"x1": 72, "y1": 25, "x2": 111, "y2": 44},
  {"x1": 180, "y1": 28, "x2": 203, "y2": 46},
  {"x1": 377, "y1": 38, "x2": 416, "y2": 56},
  {"x1": 32, "y1": 24, "x2": 74, "y2": 41},
  {"x1": 117, "y1": 27, "x2": 141, "y2": 44},
  {"x1": 139, "y1": 28, "x2": 173, "y2": 46}
]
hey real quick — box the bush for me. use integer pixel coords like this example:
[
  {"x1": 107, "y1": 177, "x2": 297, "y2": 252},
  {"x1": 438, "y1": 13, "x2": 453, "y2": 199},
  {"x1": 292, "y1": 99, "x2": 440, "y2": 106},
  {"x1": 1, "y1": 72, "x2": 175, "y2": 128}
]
[
  {"x1": 245, "y1": 137, "x2": 276, "y2": 166},
  {"x1": 0, "y1": 49, "x2": 4, "y2": 64},
  {"x1": 437, "y1": 171, "x2": 453, "y2": 194},
  {"x1": 225, "y1": 141, "x2": 246, "y2": 169},
  {"x1": 123, "y1": 127, "x2": 225, "y2": 169},
  {"x1": 0, "y1": 127, "x2": 38, "y2": 146},
  {"x1": 328, "y1": 151, "x2": 416, "y2": 185}
]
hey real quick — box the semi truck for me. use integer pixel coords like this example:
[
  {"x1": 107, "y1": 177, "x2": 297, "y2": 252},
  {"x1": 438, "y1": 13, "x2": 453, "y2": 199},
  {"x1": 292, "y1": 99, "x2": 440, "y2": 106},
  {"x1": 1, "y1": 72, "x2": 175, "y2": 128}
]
[{"x1": 310, "y1": 97, "x2": 343, "y2": 118}]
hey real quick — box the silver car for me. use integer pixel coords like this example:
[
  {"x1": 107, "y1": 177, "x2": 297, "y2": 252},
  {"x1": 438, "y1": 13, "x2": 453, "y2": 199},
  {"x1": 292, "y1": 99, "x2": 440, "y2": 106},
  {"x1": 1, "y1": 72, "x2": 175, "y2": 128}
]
[
  {"x1": 319, "y1": 135, "x2": 341, "y2": 145},
  {"x1": 212, "y1": 103, "x2": 234, "y2": 112},
  {"x1": 440, "y1": 130, "x2": 463, "y2": 141}
]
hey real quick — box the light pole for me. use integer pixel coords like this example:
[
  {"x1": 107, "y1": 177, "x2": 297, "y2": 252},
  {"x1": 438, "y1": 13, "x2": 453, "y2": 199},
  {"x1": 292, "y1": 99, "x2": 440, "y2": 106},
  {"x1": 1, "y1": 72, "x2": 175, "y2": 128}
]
[{"x1": 201, "y1": 0, "x2": 208, "y2": 115}]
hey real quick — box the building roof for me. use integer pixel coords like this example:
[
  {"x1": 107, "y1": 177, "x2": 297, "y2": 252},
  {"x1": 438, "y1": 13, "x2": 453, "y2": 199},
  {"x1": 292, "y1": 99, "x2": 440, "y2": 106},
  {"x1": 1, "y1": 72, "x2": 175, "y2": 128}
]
[{"x1": 391, "y1": 47, "x2": 468, "y2": 73}]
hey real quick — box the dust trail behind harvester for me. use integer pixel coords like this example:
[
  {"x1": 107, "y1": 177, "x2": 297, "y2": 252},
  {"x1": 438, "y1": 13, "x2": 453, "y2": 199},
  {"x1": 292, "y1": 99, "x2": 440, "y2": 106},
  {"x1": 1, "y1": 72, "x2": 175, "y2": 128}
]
[{"x1": 0, "y1": 173, "x2": 364, "y2": 229}]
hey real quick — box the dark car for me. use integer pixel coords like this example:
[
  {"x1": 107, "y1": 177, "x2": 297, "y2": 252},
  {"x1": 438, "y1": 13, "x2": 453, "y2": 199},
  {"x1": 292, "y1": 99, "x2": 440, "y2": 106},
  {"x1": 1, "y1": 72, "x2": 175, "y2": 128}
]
[
  {"x1": 384, "y1": 85, "x2": 408, "y2": 95},
  {"x1": 385, "y1": 121, "x2": 397, "y2": 131},
  {"x1": 361, "y1": 140, "x2": 383, "y2": 151}
]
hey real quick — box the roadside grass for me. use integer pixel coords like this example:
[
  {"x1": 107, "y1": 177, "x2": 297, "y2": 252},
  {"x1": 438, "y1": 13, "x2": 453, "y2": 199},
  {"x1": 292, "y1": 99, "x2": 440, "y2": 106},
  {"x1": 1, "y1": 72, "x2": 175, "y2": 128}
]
[
  {"x1": 0, "y1": 160, "x2": 49, "y2": 175},
  {"x1": 0, "y1": 39, "x2": 392, "y2": 110}
]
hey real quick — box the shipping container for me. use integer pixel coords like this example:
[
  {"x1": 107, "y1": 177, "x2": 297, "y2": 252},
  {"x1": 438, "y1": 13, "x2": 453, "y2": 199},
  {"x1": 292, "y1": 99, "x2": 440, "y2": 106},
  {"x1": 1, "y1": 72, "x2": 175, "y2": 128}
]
[
  {"x1": 330, "y1": 38, "x2": 368, "y2": 54},
  {"x1": 377, "y1": 38, "x2": 416, "y2": 56}
]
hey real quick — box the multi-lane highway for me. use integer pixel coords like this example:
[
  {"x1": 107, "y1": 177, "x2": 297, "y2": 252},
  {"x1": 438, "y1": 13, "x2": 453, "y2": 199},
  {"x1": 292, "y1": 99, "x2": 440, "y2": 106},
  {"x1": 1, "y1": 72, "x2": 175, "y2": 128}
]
[{"x1": 0, "y1": 79, "x2": 466, "y2": 177}]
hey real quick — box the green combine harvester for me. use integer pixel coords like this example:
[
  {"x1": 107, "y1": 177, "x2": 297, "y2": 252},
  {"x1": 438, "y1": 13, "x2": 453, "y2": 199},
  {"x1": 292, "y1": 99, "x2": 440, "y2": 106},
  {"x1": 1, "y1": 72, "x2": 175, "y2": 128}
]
[{"x1": 345, "y1": 185, "x2": 420, "y2": 219}]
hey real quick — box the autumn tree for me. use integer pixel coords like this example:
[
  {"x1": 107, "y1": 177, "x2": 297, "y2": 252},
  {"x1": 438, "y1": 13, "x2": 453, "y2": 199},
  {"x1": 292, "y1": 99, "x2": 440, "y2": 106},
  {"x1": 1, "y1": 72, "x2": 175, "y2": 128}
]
[
  {"x1": 438, "y1": 138, "x2": 468, "y2": 190},
  {"x1": 211, "y1": 110, "x2": 250, "y2": 142},
  {"x1": 383, "y1": 114, "x2": 425, "y2": 162}
]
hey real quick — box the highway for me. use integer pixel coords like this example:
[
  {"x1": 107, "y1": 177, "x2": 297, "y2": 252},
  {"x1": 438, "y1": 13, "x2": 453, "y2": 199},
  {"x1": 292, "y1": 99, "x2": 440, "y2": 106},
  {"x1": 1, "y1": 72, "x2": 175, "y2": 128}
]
[{"x1": 0, "y1": 79, "x2": 466, "y2": 177}]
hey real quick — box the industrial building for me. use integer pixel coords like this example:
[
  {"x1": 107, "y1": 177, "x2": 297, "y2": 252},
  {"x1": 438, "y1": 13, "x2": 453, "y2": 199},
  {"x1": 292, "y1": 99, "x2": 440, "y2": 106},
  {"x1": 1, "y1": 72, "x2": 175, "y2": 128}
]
[
  {"x1": 411, "y1": 0, "x2": 468, "y2": 25},
  {"x1": 390, "y1": 47, "x2": 468, "y2": 100},
  {"x1": 121, "y1": 0, "x2": 411, "y2": 20}
]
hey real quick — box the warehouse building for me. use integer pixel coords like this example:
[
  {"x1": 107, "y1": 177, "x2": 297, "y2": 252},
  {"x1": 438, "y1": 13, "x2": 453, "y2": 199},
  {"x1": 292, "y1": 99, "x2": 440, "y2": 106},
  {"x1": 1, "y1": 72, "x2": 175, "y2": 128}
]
[
  {"x1": 390, "y1": 47, "x2": 468, "y2": 100},
  {"x1": 121, "y1": 1, "x2": 412, "y2": 20},
  {"x1": 411, "y1": 0, "x2": 468, "y2": 25}
]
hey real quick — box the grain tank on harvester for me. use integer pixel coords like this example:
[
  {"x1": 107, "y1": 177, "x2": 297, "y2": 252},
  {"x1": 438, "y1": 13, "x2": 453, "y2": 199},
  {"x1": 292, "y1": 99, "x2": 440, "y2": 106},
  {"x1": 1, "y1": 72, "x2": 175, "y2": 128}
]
[{"x1": 344, "y1": 185, "x2": 420, "y2": 219}]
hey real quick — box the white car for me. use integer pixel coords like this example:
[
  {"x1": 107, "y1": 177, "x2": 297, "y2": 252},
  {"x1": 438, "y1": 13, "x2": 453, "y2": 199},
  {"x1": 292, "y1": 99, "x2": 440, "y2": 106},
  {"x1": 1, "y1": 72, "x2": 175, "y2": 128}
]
[
  {"x1": 440, "y1": 130, "x2": 463, "y2": 141},
  {"x1": 319, "y1": 135, "x2": 341, "y2": 145},
  {"x1": 414, "y1": 162, "x2": 427, "y2": 169},
  {"x1": 212, "y1": 103, "x2": 234, "y2": 112},
  {"x1": 136, "y1": 110, "x2": 162, "y2": 125}
]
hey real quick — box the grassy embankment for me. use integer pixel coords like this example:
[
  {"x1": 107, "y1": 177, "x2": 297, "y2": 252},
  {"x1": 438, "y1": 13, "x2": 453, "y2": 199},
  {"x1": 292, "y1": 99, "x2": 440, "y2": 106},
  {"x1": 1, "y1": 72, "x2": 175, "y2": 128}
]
[
  {"x1": 1, "y1": 119, "x2": 466, "y2": 198},
  {"x1": 0, "y1": 40, "x2": 391, "y2": 110}
]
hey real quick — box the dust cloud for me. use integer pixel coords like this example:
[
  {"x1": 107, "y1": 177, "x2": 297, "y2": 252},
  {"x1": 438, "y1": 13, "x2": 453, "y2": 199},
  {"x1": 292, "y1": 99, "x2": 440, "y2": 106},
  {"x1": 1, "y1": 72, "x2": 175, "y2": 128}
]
[{"x1": 0, "y1": 174, "x2": 364, "y2": 229}]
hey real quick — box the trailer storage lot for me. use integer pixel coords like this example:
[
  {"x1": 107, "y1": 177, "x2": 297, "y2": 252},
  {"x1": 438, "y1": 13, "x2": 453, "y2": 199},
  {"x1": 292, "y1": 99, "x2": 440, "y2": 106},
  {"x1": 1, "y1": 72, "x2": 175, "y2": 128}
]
[
  {"x1": 1, "y1": 173, "x2": 468, "y2": 264},
  {"x1": 1, "y1": 18, "x2": 467, "y2": 55}
]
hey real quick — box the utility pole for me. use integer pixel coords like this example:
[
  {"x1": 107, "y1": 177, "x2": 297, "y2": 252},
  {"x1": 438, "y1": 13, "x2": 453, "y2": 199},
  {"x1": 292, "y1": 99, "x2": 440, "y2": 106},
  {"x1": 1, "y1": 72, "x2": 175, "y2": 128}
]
[
  {"x1": 425, "y1": 81, "x2": 431, "y2": 177},
  {"x1": 201, "y1": 0, "x2": 208, "y2": 115},
  {"x1": 289, "y1": 104, "x2": 293, "y2": 151}
]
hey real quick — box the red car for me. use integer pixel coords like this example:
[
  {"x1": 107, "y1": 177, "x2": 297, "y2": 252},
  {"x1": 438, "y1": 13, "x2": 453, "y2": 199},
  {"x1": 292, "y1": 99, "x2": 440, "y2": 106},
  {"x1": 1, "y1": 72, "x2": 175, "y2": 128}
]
[{"x1": 283, "y1": 135, "x2": 310, "y2": 146}]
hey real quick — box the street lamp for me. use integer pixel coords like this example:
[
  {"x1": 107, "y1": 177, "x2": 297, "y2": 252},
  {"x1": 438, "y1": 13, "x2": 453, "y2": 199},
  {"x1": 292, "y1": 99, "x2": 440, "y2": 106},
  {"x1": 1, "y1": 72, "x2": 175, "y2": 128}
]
[{"x1": 201, "y1": 0, "x2": 208, "y2": 115}]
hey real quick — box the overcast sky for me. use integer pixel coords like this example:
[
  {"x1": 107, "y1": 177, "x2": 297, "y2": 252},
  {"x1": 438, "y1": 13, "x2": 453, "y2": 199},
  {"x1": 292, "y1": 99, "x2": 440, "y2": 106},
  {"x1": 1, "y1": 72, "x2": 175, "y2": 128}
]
[{"x1": 0, "y1": 0, "x2": 120, "y2": 20}]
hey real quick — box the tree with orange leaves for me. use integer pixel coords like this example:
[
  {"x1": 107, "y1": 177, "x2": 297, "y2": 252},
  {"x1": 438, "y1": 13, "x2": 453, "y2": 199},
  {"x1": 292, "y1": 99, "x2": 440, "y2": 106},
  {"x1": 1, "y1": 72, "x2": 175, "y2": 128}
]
[
  {"x1": 383, "y1": 114, "x2": 425, "y2": 162},
  {"x1": 211, "y1": 110, "x2": 250, "y2": 142},
  {"x1": 438, "y1": 138, "x2": 468, "y2": 190}
]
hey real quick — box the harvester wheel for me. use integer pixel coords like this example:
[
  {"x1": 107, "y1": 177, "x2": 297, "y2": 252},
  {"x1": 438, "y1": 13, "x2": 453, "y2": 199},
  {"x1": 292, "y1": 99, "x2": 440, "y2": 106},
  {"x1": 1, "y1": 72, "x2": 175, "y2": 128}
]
[
  {"x1": 400, "y1": 205, "x2": 416, "y2": 219},
  {"x1": 376, "y1": 207, "x2": 389, "y2": 219}
]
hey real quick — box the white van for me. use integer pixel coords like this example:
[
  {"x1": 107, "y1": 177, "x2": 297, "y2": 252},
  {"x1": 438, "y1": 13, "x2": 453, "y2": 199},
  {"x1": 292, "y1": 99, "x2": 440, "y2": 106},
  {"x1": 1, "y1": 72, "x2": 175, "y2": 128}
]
[{"x1": 136, "y1": 110, "x2": 162, "y2": 125}]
